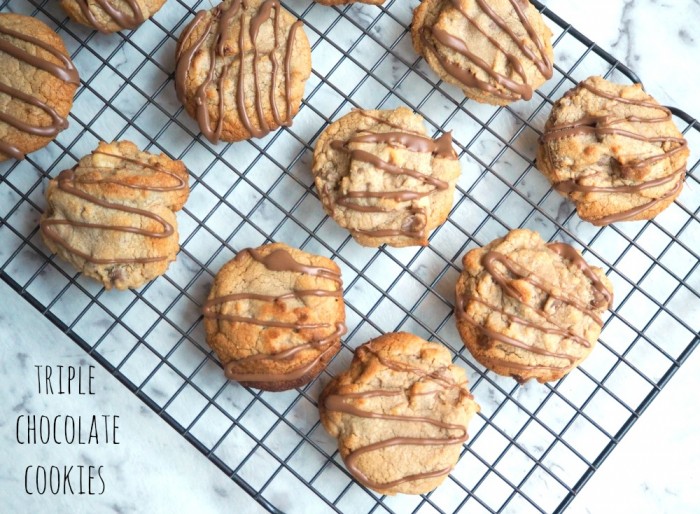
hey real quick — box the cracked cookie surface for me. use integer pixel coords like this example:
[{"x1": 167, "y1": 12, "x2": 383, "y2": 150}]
[
  {"x1": 0, "y1": 13, "x2": 79, "y2": 161},
  {"x1": 412, "y1": 0, "x2": 553, "y2": 105},
  {"x1": 312, "y1": 107, "x2": 461, "y2": 247},
  {"x1": 455, "y1": 229, "x2": 614, "y2": 384},
  {"x1": 175, "y1": 0, "x2": 312, "y2": 143},
  {"x1": 204, "y1": 243, "x2": 346, "y2": 391},
  {"x1": 60, "y1": 0, "x2": 166, "y2": 33},
  {"x1": 537, "y1": 76, "x2": 689, "y2": 225},
  {"x1": 319, "y1": 332, "x2": 479, "y2": 495},
  {"x1": 39, "y1": 140, "x2": 189, "y2": 290}
]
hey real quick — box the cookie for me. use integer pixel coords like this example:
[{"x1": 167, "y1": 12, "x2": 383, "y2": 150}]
[
  {"x1": 39, "y1": 141, "x2": 189, "y2": 290},
  {"x1": 319, "y1": 332, "x2": 479, "y2": 495},
  {"x1": 59, "y1": 0, "x2": 166, "y2": 33},
  {"x1": 203, "y1": 243, "x2": 346, "y2": 391},
  {"x1": 455, "y1": 229, "x2": 614, "y2": 384},
  {"x1": 412, "y1": 0, "x2": 553, "y2": 105},
  {"x1": 312, "y1": 107, "x2": 461, "y2": 247},
  {"x1": 537, "y1": 76, "x2": 689, "y2": 225},
  {"x1": 175, "y1": 0, "x2": 312, "y2": 143},
  {"x1": 0, "y1": 13, "x2": 79, "y2": 161}
]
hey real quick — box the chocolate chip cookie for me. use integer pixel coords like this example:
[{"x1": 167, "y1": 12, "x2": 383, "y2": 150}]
[
  {"x1": 203, "y1": 243, "x2": 346, "y2": 391},
  {"x1": 319, "y1": 332, "x2": 479, "y2": 495},
  {"x1": 0, "y1": 13, "x2": 79, "y2": 161},
  {"x1": 175, "y1": 0, "x2": 312, "y2": 143},
  {"x1": 537, "y1": 76, "x2": 689, "y2": 225},
  {"x1": 455, "y1": 229, "x2": 614, "y2": 384},
  {"x1": 312, "y1": 107, "x2": 461, "y2": 247},
  {"x1": 412, "y1": 0, "x2": 553, "y2": 105},
  {"x1": 40, "y1": 141, "x2": 190, "y2": 290},
  {"x1": 60, "y1": 0, "x2": 166, "y2": 33}
]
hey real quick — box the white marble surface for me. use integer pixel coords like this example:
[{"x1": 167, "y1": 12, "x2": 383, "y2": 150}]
[
  {"x1": 542, "y1": 2, "x2": 700, "y2": 512},
  {"x1": 541, "y1": 0, "x2": 700, "y2": 119},
  {"x1": 0, "y1": 0, "x2": 698, "y2": 513},
  {"x1": 0, "y1": 283, "x2": 264, "y2": 514}
]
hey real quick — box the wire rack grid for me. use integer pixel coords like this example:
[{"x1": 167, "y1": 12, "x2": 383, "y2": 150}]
[{"x1": 1, "y1": 0, "x2": 699, "y2": 512}]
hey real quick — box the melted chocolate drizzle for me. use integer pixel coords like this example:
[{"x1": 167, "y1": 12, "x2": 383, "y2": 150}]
[
  {"x1": 202, "y1": 248, "x2": 347, "y2": 385},
  {"x1": 456, "y1": 242, "x2": 613, "y2": 377},
  {"x1": 330, "y1": 112, "x2": 457, "y2": 240},
  {"x1": 73, "y1": 0, "x2": 145, "y2": 32},
  {"x1": 541, "y1": 81, "x2": 688, "y2": 224},
  {"x1": 40, "y1": 150, "x2": 186, "y2": 264},
  {"x1": 421, "y1": 0, "x2": 553, "y2": 101},
  {"x1": 324, "y1": 342, "x2": 472, "y2": 491},
  {"x1": 0, "y1": 22, "x2": 80, "y2": 159},
  {"x1": 175, "y1": 0, "x2": 303, "y2": 143},
  {"x1": 223, "y1": 323, "x2": 346, "y2": 383}
]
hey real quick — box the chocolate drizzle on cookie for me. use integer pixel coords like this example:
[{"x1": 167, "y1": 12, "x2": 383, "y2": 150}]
[
  {"x1": 220, "y1": 323, "x2": 346, "y2": 384},
  {"x1": 40, "y1": 151, "x2": 186, "y2": 265},
  {"x1": 456, "y1": 242, "x2": 612, "y2": 378},
  {"x1": 175, "y1": 0, "x2": 303, "y2": 143},
  {"x1": 541, "y1": 80, "x2": 688, "y2": 224},
  {"x1": 420, "y1": 0, "x2": 552, "y2": 101},
  {"x1": 202, "y1": 247, "x2": 347, "y2": 385},
  {"x1": 323, "y1": 342, "x2": 472, "y2": 491},
  {"x1": 0, "y1": 22, "x2": 80, "y2": 159},
  {"x1": 329, "y1": 112, "x2": 457, "y2": 240},
  {"x1": 73, "y1": 0, "x2": 145, "y2": 32}
]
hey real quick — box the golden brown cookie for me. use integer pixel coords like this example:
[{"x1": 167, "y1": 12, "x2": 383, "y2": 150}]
[
  {"x1": 319, "y1": 332, "x2": 479, "y2": 495},
  {"x1": 455, "y1": 229, "x2": 614, "y2": 384},
  {"x1": 312, "y1": 108, "x2": 461, "y2": 247},
  {"x1": 175, "y1": 0, "x2": 312, "y2": 143},
  {"x1": 39, "y1": 141, "x2": 190, "y2": 290},
  {"x1": 203, "y1": 243, "x2": 346, "y2": 391},
  {"x1": 537, "y1": 76, "x2": 689, "y2": 225},
  {"x1": 412, "y1": 0, "x2": 553, "y2": 105},
  {"x1": 59, "y1": 0, "x2": 166, "y2": 33},
  {"x1": 0, "y1": 13, "x2": 79, "y2": 161}
]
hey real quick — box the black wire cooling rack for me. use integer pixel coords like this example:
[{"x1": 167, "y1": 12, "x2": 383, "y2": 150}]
[{"x1": 1, "y1": 0, "x2": 699, "y2": 512}]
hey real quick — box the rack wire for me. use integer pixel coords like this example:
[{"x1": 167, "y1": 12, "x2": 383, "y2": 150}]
[{"x1": 1, "y1": 0, "x2": 699, "y2": 512}]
